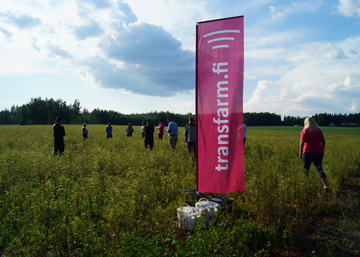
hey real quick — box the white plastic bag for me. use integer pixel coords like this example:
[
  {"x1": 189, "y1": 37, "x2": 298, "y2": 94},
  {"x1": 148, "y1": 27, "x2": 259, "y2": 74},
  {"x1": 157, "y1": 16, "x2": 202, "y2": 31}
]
[
  {"x1": 195, "y1": 198, "x2": 221, "y2": 225},
  {"x1": 177, "y1": 203, "x2": 201, "y2": 231}
]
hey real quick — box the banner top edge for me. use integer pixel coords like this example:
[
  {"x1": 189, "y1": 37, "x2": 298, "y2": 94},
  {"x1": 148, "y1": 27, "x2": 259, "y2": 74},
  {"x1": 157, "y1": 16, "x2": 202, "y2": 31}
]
[{"x1": 196, "y1": 15, "x2": 244, "y2": 25}]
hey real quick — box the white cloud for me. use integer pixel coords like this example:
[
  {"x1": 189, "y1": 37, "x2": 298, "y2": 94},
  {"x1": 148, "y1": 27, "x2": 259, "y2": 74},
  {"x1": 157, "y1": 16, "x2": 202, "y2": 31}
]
[
  {"x1": 85, "y1": 22, "x2": 195, "y2": 96},
  {"x1": 343, "y1": 74, "x2": 360, "y2": 87},
  {"x1": 1, "y1": 0, "x2": 360, "y2": 116},
  {"x1": 46, "y1": 44, "x2": 73, "y2": 59},
  {"x1": 338, "y1": 0, "x2": 360, "y2": 17},
  {"x1": 0, "y1": 27, "x2": 12, "y2": 40},
  {"x1": 78, "y1": 0, "x2": 112, "y2": 9},
  {"x1": 269, "y1": 0, "x2": 324, "y2": 23},
  {"x1": 245, "y1": 35, "x2": 360, "y2": 116},
  {"x1": 73, "y1": 21, "x2": 104, "y2": 40},
  {"x1": 123, "y1": 0, "x2": 211, "y2": 50},
  {"x1": 310, "y1": 43, "x2": 346, "y2": 60},
  {"x1": 0, "y1": 0, "x2": 195, "y2": 97},
  {"x1": 1, "y1": 11, "x2": 41, "y2": 29}
]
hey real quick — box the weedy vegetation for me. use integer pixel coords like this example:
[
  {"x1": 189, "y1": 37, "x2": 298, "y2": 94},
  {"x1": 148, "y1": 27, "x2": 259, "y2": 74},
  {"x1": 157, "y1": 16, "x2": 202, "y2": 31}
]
[{"x1": 0, "y1": 125, "x2": 359, "y2": 256}]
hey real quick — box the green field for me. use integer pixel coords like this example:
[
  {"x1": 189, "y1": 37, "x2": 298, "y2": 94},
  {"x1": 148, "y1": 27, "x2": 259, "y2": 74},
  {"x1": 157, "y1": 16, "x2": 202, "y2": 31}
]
[
  {"x1": 249, "y1": 125, "x2": 360, "y2": 134},
  {"x1": 0, "y1": 125, "x2": 359, "y2": 256}
]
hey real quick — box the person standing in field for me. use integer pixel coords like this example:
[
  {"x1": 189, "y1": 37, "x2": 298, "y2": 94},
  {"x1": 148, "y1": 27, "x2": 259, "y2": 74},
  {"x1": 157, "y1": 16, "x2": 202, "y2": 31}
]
[
  {"x1": 126, "y1": 123, "x2": 134, "y2": 137},
  {"x1": 243, "y1": 123, "x2": 247, "y2": 150},
  {"x1": 157, "y1": 119, "x2": 165, "y2": 139},
  {"x1": 82, "y1": 123, "x2": 88, "y2": 139},
  {"x1": 141, "y1": 121, "x2": 146, "y2": 138},
  {"x1": 53, "y1": 117, "x2": 66, "y2": 155},
  {"x1": 144, "y1": 119, "x2": 154, "y2": 150},
  {"x1": 106, "y1": 123, "x2": 113, "y2": 139},
  {"x1": 299, "y1": 117, "x2": 329, "y2": 189},
  {"x1": 166, "y1": 118, "x2": 178, "y2": 149},
  {"x1": 184, "y1": 117, "x2": 196, "y2": 155}
]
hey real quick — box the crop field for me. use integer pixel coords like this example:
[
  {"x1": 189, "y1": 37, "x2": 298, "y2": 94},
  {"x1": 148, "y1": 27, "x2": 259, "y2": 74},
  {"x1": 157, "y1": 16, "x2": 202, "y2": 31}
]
[{"x1": 0, "y1": 125, "x2": 359, "y2": 256}]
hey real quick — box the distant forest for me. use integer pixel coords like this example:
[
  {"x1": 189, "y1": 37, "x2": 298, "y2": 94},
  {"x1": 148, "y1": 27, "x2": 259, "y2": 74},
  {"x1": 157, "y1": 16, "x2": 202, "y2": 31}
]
[{"x1": 0, "y1": 97, "x2": 359, "y2": 127}]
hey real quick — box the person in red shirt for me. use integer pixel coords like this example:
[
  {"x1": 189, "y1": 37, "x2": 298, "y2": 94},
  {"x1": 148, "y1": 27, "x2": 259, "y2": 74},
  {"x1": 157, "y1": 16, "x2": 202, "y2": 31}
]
[
  {"x1": 299, "y1": 117, "x2": 329, "y2": 189},
  {"x1": 157, "y1": 119, "x2": 165, "y2": 139}
]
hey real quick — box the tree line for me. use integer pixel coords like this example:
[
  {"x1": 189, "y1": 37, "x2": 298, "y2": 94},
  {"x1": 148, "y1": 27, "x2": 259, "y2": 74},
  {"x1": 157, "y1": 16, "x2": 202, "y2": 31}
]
[
  {"x1": 244, "y1": 112, "x2": 359, "y2": 126},
  {"x1": 0, "y1": 97, "x2": 193, "y2": 126},
  {"x1": 0, "y1": 97, "x2": 359, "y2": 126}
]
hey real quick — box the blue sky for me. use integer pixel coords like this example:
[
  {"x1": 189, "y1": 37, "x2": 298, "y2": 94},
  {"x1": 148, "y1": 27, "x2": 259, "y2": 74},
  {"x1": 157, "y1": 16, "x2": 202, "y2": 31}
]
[{"x1": 0, "y1": 0, "x2": 359, "y2": 117}]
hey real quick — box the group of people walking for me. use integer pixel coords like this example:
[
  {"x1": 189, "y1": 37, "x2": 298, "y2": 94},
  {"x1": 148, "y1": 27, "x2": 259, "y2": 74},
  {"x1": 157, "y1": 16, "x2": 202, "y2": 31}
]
[
  {"x1": 53, "y1": 117, "x2": 196, "y2": 155},
  {"x1": 139, "y1": 117, "x2": 196, "y2": 154},
  {"x1": 54, "y1": 116, "x2": 328, "y2": 189}
]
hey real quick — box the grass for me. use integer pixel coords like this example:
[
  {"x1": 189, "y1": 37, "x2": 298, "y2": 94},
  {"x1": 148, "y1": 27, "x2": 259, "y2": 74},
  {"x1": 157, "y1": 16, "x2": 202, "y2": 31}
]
[{"x1": 0, "y1": 125, "x2": 359, "y2": 256}]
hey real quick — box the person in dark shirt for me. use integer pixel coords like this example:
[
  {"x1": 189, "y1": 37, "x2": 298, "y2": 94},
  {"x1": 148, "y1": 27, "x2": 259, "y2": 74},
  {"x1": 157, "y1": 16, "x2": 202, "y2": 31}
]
[
  {"x1": 144, "y1": 119, "x2": 154, "y2": 150},
  {"x1": 184, "y1": 117, "x2": 196, "y2": 155},
  {"x1": 53, "y1": 117, "x2": 66, "y2": 155},
  {"x1": 126, "y1": 123, "x2": 134, "y2": 137},
  {"x1": 106, "y1": 123, "x2": 113, "y2": 138},
  {"x1": 82, "y1": 123, "x2": 88, "y2": 139}
]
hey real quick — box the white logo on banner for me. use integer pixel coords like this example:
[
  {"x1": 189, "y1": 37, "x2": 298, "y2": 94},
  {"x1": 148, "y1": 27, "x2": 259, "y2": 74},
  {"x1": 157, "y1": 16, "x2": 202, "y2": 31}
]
[{"x1": 203, "y1": 30, "x2": 240, "y2": 49}]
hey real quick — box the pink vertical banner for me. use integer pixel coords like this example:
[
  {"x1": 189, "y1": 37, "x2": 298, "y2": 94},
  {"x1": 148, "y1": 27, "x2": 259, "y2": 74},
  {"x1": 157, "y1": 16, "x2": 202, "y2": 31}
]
[{"x1": 196, "y1": 16, "x2": 244, "y2": 193}]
